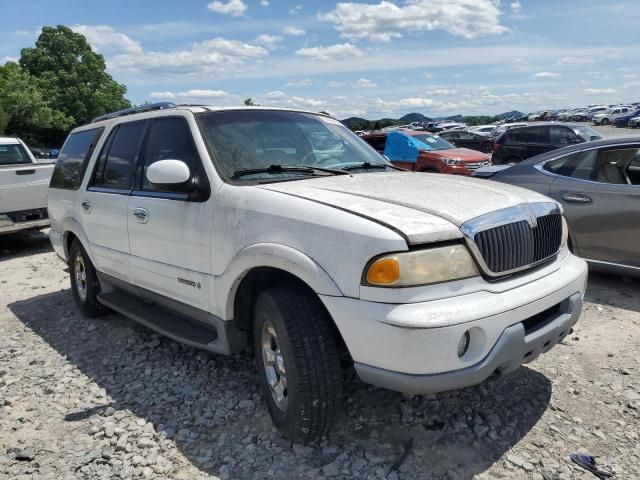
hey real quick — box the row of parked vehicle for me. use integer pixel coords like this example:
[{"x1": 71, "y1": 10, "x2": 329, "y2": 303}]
[{"x1": 504, "y1": 102, "x2": 640, "y2": 127}]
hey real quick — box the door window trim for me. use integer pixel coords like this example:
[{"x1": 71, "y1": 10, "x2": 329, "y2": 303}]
[
  {"x1": 132, "y1": 116, "x2": 210, "y2": 202},
  {"x1": 535, "y1": 142, "x2": 640, "y2": 187},
  {"x1": 87, "y1": 120, "x2": 149, "y2": 194}
]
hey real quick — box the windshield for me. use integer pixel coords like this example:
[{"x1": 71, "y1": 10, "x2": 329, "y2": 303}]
[
  {"x1": 197, "y1": 110, "x2": 391, "y2": 182},
  {"x1": 409, "y1": 134, "x2": 455, "y2": 151},
  {"x1": 572, "y1": 125, "x2": 603, "y2": 141}
]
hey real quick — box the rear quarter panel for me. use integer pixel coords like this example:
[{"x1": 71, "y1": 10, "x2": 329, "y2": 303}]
[{"x1": 0, "y1": 164, "x2": 55, "y2": 213}]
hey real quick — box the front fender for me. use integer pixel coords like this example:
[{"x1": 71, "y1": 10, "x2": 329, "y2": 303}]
[{"x1": 214, "y1": 243, "x2": 343, "y2": 320}]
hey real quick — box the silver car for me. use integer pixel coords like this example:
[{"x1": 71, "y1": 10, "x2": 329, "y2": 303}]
[{"x1": 475, "y1": 137, "x2": 640, "y2": 277}]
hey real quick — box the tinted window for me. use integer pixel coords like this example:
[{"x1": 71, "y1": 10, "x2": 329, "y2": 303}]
[
  {"x1": 0, "y1": 143, "x2": 31, "y2": 166},
  {"x1": 93, "y1": 122, "x2": 145, "y2": 190},
  {"x1": 510, "y1": 127, "x2": 548, "y2": 143},
  {"x1": 141, "y1": 118, "x2": 200, "y2": 191},
  {"x1": 50, "y1": 128, "x2": 104, "y2": 190},
  {"x1": 549, "y1": 126, "x2": 578, "y2": 145},
  {"x1": 543, "y1": 150, "x2": 597, "y2": 180},
  {"x1": 364, "y1": 136, "x2": 387, "y2": 153}
]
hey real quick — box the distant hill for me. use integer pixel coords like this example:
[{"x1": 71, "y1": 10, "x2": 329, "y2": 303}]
[
  {"x1": 340, "y1": 110, "x2": 523, "y2": 130},
  {"x1": 398, "y1": 112, "x2": 432, "y2": 124}
]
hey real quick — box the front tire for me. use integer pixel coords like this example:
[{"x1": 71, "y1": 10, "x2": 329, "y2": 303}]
[
  {"x1": 253, "y1": 284, "x2": 343, "y2": 443},
  {"x1": 69, "y1": 240, "x2": 108, "y2": 317},
  {"x1": 601, "y1": 118, "x2": 609, "y2": 125}
]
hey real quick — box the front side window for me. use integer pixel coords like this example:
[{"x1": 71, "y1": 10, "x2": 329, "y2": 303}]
[
  {"x1": 141, "y1": 118, "x2": 201, "y2": 191},
  {"x1": 0, "y1": 143, "x2": 31, "y2": 166},
  {"x1": 543, "y1": 150, "x2": 597, "y2": 180},
  {"x1": 197, "y1": 110, "x2": 390, "y2": 182},
  {"x1": 410, "y1": 134, "x2": 455, "y2": 150},
  {"x1": 93, "y1": 121, "x2": 146, "y2": 190},
  {"x1": 572, "y1": 125, "x2": 603, "y2": 142},
  {"x1": 50, "y1": 128, "x2": 104, "y2": 190},
  {"x1": 549, "y1": 126, "x2": 578, "y2": 145}
]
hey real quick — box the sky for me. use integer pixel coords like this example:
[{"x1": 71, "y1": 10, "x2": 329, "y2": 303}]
[{"x1": 1, "y1": 0, "x2": 639, "y2": 119}]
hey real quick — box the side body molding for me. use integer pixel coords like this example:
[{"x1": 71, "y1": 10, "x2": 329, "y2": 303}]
[{"x1": 214, "y1": 243, "x2": 344, "y2": 320}]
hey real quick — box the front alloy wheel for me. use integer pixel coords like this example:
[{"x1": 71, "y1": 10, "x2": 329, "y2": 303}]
[{"x1": 261, "y1": 319, "x2": 288, "y2": 411}]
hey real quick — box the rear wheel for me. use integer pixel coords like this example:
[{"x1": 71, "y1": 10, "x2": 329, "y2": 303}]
[
  {"x1": 481, "y1": 142, "x2": 493, "y2": 153},
  {"x1": 69, "y1": 240, "x2": 108, "y2": 317},
  {"x1": 601, "y1": 118, "x2": 609, "y2": 125},
  {"x1": 253, "y1": 283, "x2": 343, "y2": 443}
]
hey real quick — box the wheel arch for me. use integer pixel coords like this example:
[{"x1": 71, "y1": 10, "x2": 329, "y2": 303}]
[{"x1": 61, "y1": 218, "x2": 96, "y2": 266}]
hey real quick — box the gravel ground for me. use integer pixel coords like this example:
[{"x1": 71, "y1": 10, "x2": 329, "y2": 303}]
[{"x1": 1, "y1": 227, "x2": 640, "y2": 480}]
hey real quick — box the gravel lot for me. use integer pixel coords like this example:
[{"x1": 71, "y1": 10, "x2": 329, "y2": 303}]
[
  {"x1": 1, "y1": 229, "x2": 639, "y2": 480},
  {"x1": 2, "y1": 125, "x2": 640, "y2": 480}
]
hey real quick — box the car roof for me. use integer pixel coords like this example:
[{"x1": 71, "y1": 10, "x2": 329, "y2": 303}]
[
  {"x1": 0, "y1": 137, "x2": 21, "y2": 144},
  {"x1": 73, "y1": 105, "x2": 333, "y2": 133},
  {"x1": 515, "y1": 136, "x2": 640, "y2": 166}
]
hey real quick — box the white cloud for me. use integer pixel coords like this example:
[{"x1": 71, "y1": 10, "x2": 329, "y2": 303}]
[
  {"x1": 285, "y1": 78, "x2": 313, "y2": 87},
  {"x1": 283, "y1": 25, "x2": 306, "y2": 36},
  {"x1": 423, "y1": 73, "x2": 434, "y2": 79},
  {"x1": 288, "y1": 96, "x2": 326, "y2": 108},
  {"x1": 207, "y1": 0, "x2": 247, "y2": 17},
  {"x1": 71, "y1": 25, "x2": 142, "y2": 54},
  {"x1": 622, "y1": 81, "x2": 640, "y2": 89},
  {"x1": 260, "y1": 0, "x2": 269, "y2": 5},
  {"x1": 266, "y1": 90, "x2": 287, "y2": 99},
  {"x1": 289, "y1": 4, "x2": 303, "y2": 14},
  {"x1": 254, "y1": 34, "x2": 283, "y2": 50},
  {"x1": 295, "y1": 43, "x2": 364, "y2": 61},
  {"x1": 510, "y1": 1, "x2": 522, "y2": 13},
  {"x1": 583, "y1": 88, "x2": 616, "y2": 94},
  {"x1": 1, "y1": 56, "x2": 19, "y2": 63},
  {"x1": 532, "y1": 72, "x2": 560, "y2": 78},
  {"x1": 379, "y1": 97, "x2": 438, "y2": 108},
  {"x1": 622, "y1": 74, "x2": 637, "y2": 79},
  {"x1": 354, "y1": 78, "x2": 377, "y2": 88},
  {"x1": 109, "y1": 37, "x2": 268, "y2": 78},
  {"x1": 151, "y1": 89, "x2": 232, "y2": 99},
  {"x1": 327, "y1": 80, "x2": 347, "y2": 87},
  {"x1": 557, "y1": 56, "x2": 594, "y2": 66},
  {"x1": 425, "y1": 88, "x2": 457, "y2": 95},
  {"x1": 319, "y1": 0, "x2": 508, "y2": 42}
]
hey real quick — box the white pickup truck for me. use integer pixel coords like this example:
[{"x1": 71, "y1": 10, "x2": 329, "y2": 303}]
[{"x1": 0, "y1": 137, "x2": 53, "y2": 234}]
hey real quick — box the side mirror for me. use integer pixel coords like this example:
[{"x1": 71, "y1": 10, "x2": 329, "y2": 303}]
[{"x1": 146, "y1": 159, "x2": 194, "y2": 192}]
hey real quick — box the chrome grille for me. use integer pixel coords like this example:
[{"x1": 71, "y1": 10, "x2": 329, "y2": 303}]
[
  {"x1": 461, "y1": 203, "x2": 563, "y2": 277},
  {"x1": 465, "y1": 161, "x2": 490, "y2": 170}
]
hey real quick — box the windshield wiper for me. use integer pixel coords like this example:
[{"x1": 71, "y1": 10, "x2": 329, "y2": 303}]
[
  {"x1": 340, "y1": 161, "x2": 403, "y2": 171},
  {"x1": 232, "y1": 164, "x2": 348, "y2": 178}
]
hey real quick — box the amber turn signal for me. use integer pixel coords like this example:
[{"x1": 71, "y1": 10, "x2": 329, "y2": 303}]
[{"x1": 366, "y1": 257, "x2": 400, "y2": 285}]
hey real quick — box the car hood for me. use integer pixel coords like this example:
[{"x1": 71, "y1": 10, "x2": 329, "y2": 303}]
[
  {"x1": 422, "y1": 148, "x2": 489, "y2": 162},
  {"x1": 259, "y1": 172, "x2": 553, "y2": 245}
]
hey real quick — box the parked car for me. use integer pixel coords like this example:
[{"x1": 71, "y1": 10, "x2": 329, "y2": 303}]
[
  {"x1": 568, "y1": 108, "x2": 590, "y2": 122},
  {"x1": 613, "y1": 109, "x2": 640, "y2": 128},
  {"x1": 475, "y1": 137, "x2": 640, "y2": 278},
  {"x1": 585, "y1": 106, "x2": 608, "y2": 120},
  {"x1": 492, "y1": 124, "x2": 603, "y2": 165},
  {"x1": 362, "y1": 130, "x2": 490, "y2": 174},
  {"x1": 469, "y1": 125, "x2": 497, "y2": 137},
  {"x1": 489, "y1": 122, "x2": 529, "y2": 140},
  {"x1": 592, "y1": 106, "x2": 633, "y2": 125},
  {"x1": 438, "y1": 129, "x2": 494, "y2": 153},
  {"x1": 558, "y1": 108, "x2": 584, "y2": 121},
  {"x1": 628, "y1": 116, "x2": 640, "y2": 128},
  {"x1": 0, "y1": 137, "x2": 53, "y2": 234},
  {"x1": 48, "y1": 104, "x2": 587, "y2": 441}
]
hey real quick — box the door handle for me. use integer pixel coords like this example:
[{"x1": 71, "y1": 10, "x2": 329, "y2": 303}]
[
  {"x1": 562, "y1": 193, "x2": 592, "y2": 204},
  {"x1": 132, "y1": 207, "x2": 149, "y2": 223},
  {"x1": 16, "y1": 169, "x2": 36, "y2": 175},
  {"x1": 81, "y1": 201, "x2": 92, "y2": 212}
]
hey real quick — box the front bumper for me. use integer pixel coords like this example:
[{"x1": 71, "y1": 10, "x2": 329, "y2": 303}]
[{"x1": 320, "y1": 253, "x2": 587, "y2": 394}]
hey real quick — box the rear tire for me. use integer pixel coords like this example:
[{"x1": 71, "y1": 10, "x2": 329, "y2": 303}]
[
  {"x1": 69, "y1": 240, "x2": 108, "y2": 318},
  {"x1": 253, "y1": 283, "x2": 343, "y2": 443},
  {"x1": 601, "y1": 118, "x2": 609, "y2": 125}
]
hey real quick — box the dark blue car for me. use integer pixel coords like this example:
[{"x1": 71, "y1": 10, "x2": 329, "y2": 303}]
[{"x1": 614, "y1": 109, "x2": 640, "y2": 127}]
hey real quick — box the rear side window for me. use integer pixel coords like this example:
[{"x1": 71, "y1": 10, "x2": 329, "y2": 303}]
[
  {"x1": 543, "y1": 150, "x2": 597, "y2": 180},
  {"x1": 92, "y1": 121, "x2": 146, "y2": 190},
  {"x1": 141, "y1": 118, "x2": 200, "y2": 191},
  {"x1": 549, "y1": 126, "x2": 578, "y2": 145},
  {"x1": 50, "y1": 128, "x2": 104, "y2": 190},
  {"x1": 0, "y1": 143, "x2": 31, "y2": 166},
  {"x1": 509, "y1": 127, "x2": 549, "y2": 143}
]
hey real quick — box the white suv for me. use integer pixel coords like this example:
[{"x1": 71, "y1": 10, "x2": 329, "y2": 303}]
[
  {"x1": 48, "y1": 104, "x2": 587, "y2": 441},
  {"x1": 592, "y1": 106, "x2": 632, "y2": 125}
]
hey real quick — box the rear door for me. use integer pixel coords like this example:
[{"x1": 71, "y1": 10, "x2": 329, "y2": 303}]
[
  {"x1": 546, "y1": 144, "x2": 640, "y2": 266},
  {"x1": 82, "y1": 121, "x2": 147, "y2": 280},
  {"x1": 127, "y1": 116, "x2": 213, "y2": 311}
]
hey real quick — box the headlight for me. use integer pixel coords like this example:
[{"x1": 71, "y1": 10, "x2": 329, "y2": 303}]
[
  {"x1": 441, "y1": 157, "x2": 464, "y2": 166},
  {"x1": 561, "y1": 216, "x2": 569, "y2": 247},
  {"x1": 364, "y1": 244, "x2": 479, "y2": 287}
]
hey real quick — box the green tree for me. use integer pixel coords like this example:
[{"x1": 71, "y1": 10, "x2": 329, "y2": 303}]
[
  {"x1": 19, "y1": 25, "x2": 130, "y2": 127},
  {"x1": 0, "y1": 62, "x2": 73, "y2": 144},
  {"x1": 244, "y1": 98, "x2": 258, "y2": 106}
]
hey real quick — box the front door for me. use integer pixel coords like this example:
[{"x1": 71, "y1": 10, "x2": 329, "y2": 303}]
[
  {"x1": 127, "y1": 116, "x2": 213, "y2": 311},
  {"x1": 548, "y1": 144, "x2": 640, "y2": 267}
]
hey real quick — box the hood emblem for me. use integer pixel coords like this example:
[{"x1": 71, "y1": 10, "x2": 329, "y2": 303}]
[{"x1": 520, "y1": 204, "x2": 538, "y2": 227}]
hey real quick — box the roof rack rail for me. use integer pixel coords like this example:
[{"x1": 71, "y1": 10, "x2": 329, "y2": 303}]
[{"x1": 92, "y1": 102, "x2": 177, "y2": 123}]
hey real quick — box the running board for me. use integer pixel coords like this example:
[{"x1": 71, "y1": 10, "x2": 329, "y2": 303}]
[{"x1": 98, "y1": 289, "x2": 242, "y2": 354}]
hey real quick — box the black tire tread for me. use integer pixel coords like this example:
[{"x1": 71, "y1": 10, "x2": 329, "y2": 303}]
[
  {"x1": 69, "y1": 240, "x2": 109, "y2": 318},
  {"x1": 254, "y1": 283, "x2": 343, "y2": 443}
]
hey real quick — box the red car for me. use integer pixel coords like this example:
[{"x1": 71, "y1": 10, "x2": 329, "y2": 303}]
[{"x1": 362, "y1": 130, "x2": 490, "y2": 175}]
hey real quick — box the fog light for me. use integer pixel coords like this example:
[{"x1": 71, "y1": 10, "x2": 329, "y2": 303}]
[{"x1": 458, "y1": 330, "x2": 471, "y2": 358}]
